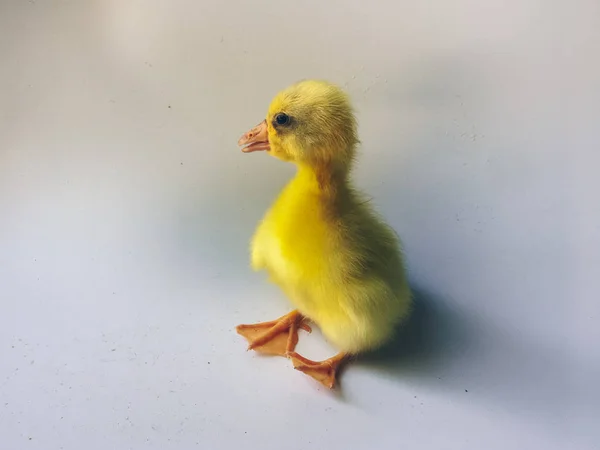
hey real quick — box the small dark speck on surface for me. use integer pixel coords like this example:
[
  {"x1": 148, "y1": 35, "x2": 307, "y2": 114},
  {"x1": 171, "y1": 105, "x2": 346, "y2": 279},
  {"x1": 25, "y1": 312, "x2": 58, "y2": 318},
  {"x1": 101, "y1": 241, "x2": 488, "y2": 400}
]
[
  {"x1": 207, "y1": 361, "x2": 211, "y2": 365},
  {"x1": 168, "y1": 105, "x2": 171, "y2": 109},
  {"x1": 180, "y1": 162, "x2": 183, "y2": 165},
  {"x1": 29, "y1": 437, "x2": 32, "y2": 440},
  {"x1": 465, "y1": 389, "x2": 468, "y2": 392},
  {"x1": 111, "y1": 349, "x2": 116, "y2": 352}
]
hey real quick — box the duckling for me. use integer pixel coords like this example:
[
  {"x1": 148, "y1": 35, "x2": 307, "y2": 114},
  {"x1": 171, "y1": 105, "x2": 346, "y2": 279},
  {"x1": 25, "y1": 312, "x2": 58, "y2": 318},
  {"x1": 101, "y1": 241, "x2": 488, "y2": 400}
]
[{"x1": 236, "y1": 80, "x2": 412, "y2": 389}]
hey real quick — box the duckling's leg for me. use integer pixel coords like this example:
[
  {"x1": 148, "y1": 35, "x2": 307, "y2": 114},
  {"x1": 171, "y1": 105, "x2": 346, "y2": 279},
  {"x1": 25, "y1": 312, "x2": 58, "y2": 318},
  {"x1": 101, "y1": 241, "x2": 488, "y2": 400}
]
[
  {"x1": 287, "y1": 351, "x2": 349, "y2": 389},
  {"x1": 236, "y1": 310, "x2": 311, "y2": 356}
]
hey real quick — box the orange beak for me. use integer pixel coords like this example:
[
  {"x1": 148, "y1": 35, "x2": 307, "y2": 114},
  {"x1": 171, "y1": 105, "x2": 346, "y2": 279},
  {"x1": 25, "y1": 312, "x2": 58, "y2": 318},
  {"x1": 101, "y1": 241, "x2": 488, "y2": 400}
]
[{"x1": 238, "y1": 120, "x2": 270, "y2": 153}]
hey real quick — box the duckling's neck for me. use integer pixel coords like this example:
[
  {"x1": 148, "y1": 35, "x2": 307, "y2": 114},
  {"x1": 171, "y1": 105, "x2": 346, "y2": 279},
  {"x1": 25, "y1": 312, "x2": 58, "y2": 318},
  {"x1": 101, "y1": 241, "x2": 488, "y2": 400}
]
[{"x1": 294, "y1": 161, "x2": 350, "y2": 203}]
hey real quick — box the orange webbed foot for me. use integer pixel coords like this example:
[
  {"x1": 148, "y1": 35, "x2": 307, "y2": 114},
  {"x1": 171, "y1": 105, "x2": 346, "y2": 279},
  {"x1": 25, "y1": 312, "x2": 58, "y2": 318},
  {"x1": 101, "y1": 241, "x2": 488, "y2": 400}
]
[
  {"x1": 287, "y1": 351, "x2": 348, "y2": 389},
  {"x1": 236, "y1": 310, "x2": 311, "y2": 356}
]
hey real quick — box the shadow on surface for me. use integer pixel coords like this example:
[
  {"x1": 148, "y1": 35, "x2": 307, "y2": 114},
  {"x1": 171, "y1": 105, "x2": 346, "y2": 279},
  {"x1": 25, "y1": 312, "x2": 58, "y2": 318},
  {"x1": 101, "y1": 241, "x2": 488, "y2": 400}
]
[{"x1": 353, "y1": 285, "x2": 574, "y2": 430}]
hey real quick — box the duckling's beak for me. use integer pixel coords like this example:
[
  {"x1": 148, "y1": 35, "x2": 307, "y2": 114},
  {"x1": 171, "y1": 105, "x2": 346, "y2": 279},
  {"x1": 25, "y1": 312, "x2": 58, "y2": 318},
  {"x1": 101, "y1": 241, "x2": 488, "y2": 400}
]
[{"x1": 238, "y1": 120, "x2": 270, "y2": 153}]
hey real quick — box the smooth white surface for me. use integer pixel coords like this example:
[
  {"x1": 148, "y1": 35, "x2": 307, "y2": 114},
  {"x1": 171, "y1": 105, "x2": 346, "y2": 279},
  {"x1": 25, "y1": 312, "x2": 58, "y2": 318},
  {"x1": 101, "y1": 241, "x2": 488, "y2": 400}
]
[{"x1": 1, "y1": 1, "x2": 599, "y2": 449}]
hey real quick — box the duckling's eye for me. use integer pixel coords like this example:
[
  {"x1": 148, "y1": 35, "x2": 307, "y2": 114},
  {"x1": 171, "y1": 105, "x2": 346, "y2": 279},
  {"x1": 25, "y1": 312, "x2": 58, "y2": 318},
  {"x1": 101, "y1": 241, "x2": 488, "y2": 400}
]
[{"x1": 274, "y1": 113, "x2": 290, "y2": 126}]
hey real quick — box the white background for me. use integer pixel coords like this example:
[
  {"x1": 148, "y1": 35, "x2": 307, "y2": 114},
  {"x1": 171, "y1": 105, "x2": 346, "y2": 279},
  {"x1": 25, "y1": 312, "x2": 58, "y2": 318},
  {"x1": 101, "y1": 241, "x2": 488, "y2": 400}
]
[{"x1": 1, "y1": 1, "x2": 599, "y2": 449}]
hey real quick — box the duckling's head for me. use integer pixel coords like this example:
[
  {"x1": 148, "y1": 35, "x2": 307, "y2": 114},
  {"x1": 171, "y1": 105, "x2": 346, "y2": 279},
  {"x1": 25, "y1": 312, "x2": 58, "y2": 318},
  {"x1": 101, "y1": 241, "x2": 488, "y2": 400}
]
[{"x1": 238, "y1": 80, "x2": 358, "y2": 172}]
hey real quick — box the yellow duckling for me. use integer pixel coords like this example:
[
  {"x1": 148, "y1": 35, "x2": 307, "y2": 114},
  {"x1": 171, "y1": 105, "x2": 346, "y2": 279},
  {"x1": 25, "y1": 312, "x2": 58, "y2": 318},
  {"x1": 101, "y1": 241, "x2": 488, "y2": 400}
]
[{"x1": 236, "y1": 79, "x2": 412, "y2": 388}]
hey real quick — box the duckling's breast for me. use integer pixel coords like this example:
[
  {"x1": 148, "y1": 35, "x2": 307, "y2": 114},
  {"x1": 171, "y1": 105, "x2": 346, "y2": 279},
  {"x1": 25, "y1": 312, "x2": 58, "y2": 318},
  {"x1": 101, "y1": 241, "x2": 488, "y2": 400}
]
[{"x1": 252, "y1": 184, "x2": 332, "y2": 286}]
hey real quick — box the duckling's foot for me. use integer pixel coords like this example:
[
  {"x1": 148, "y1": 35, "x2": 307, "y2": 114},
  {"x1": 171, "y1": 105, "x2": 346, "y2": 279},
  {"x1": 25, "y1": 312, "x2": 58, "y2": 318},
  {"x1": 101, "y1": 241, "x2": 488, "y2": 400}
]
[
  {"x1": 236, "y1": 310, "x2": 311, "y2": 356},
  {"x1": 287, "y1": 351, "x2": 349, "y2": 389}
]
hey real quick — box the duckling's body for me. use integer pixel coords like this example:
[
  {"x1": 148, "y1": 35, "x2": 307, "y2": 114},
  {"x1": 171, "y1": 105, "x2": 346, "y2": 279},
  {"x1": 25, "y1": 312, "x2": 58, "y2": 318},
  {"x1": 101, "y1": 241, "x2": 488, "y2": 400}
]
[
  {"x1": 251, "y1": 165, "x2": 411, "y2": 354},
  {"x1": 236, "y1": 80, "x2": 412, "y2": 388}
]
